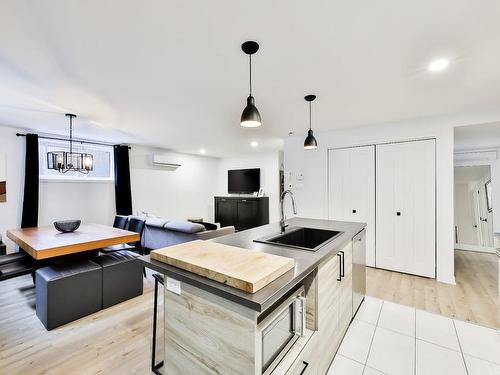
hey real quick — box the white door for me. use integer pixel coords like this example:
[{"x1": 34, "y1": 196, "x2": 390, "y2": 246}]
[
  {"x1": 329, "y1": 146, "x2": 376, "y2": 266},
  {"x1": 376, "y1": 140, "x2": 436, "y2": 278}
]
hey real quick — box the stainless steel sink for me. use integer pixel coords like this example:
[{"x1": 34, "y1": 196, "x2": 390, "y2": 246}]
[{"x1": 254, "y1": 227, "x2": 344, "y2": 252}]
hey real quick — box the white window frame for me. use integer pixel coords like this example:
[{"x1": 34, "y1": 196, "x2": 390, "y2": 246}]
[{"x1": 38, "y1": 138, "x2": 115, "y2": 182}]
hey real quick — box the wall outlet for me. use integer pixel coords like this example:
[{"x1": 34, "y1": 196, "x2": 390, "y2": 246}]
[{"x1": 166, "y1": 277, "x2": 181, "y2": 295}]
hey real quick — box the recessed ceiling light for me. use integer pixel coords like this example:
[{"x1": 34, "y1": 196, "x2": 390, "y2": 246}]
[
  {"x1": 251, "y1": 141, "x2": 259, "y2": 148},
  {"x1": 199, "y1": 148, "x2": 206, "y2": 154},
  {"x1": 428, "y1": 58, "x2": 450, "y2": 72}
]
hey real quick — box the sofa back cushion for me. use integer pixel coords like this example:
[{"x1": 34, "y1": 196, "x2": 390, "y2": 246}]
[{"x1": 164, "y1": 221, "x2": 206, "y2": 234}]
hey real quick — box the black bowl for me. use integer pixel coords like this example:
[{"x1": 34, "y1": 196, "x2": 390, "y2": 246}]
[{"x1": 54, "y1": 220, "x2": 81, "y2": 233}]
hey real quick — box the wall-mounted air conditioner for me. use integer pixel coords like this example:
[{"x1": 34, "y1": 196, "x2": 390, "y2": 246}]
[{"x1": 152, "y1": 153, "x2": 181, "y2": 169}]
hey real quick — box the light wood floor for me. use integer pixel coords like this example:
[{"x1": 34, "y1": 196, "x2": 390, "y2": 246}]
[
  {"x1": 0, "y1": 251, "x2": 498, "y2": 374},
  {"x1": 367, "y1": 250, "x2": 499, "y2": 329},
  {"x1": 0, "y1": 271, "x2": 163, "y2": 375}
]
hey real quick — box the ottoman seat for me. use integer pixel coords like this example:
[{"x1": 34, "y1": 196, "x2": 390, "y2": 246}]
[
  {"x1": 92, "y1": 250, "x2": 143, "y2": 309},
  {"x1": 36, "y1": 259, "x2": 102, "y2": 330}
]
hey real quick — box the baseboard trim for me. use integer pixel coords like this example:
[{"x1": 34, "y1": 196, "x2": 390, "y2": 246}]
[{"x1": 455, "y1": 243, "x2": 496, "y2": 254}]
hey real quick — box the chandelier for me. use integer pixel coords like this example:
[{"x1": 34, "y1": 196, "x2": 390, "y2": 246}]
[{"x1": 46, "y1": 114, "x2": 94, "y2": 174}]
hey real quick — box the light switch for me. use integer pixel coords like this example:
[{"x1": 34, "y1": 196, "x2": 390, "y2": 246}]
[{"x1": 166, "y1": 277, "x2": 181, "y2": 295}]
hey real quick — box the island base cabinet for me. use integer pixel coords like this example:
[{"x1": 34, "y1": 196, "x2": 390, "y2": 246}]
[
  {"x1": 160, "y1": 237, "x2": 358, "y2": 375},
  {"x1": 315, "y1": 241, "x2": 354, "y2": 374},
  {"x1": 339, "y1": 244, "x2": 353, "y2": 331},
  {"x1": 163, "y1": 282, "x2": 259, "y2": 375}
]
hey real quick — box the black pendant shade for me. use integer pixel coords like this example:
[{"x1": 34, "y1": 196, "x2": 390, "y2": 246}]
[
  {"x1": 304, "y1": 129, "x2": 318, "y2": 149},
  {"x1": 240, "y1": 41, "x2": 262, "y2": 128},
  {"x1": 304, "y1": 95, "x2": 318, "y2": 150},
  {"x1": 241, "y1": 95, "x2": 261, "y2": 128}
]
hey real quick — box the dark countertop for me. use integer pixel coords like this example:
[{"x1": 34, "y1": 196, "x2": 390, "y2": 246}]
[{"x1": 139, "y1": 217, "x2": 365, "y2": 313}]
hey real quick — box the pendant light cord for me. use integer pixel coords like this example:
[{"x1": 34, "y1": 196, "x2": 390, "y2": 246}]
[
  {"x1": 309, "y1": 101, "x2": 312, "y2": 130},
  {"x1": 69, "y1": 115, "x2": 73, "y2": 154},
  {"x1": 249, "y1": 54, "x2": 252, "y2": 96}
]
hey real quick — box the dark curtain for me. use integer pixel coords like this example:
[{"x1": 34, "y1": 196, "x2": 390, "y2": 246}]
[
  {"x1": 21, "y1": 134, "x2": 39, "y2": 228},
  {"x1": 114, "y1": 145, "x2": 132, "y2": 215}
]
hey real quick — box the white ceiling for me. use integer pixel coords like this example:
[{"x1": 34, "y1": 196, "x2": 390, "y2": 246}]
[
  {"x1": 455, "y1": 121, "x2": 500, "y2": 150},
  {"x1": 1, "y1": 0, "x2": 500, "y2": 156}
]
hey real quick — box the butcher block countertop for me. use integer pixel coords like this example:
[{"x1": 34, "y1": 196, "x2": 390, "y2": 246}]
[
  {"x1": 140, "y1": 217, "x2": 365, "y2": 312},
  {"x1": 150, "y1": 240, "x2": 295, "y2": 293}
]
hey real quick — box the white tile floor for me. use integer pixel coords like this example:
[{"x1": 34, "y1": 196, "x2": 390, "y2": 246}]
[{"x1": 328, "y1": 296, "x2": 500, "y2": 375}]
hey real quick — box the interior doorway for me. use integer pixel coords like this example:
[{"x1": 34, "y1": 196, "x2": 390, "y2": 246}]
[{"x1": 454, "y1": 165, "x2": 495, "y2": 252}]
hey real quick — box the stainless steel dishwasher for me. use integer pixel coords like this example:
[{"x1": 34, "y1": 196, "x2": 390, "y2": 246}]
[{"x1": 352, "y1": 229, "x2": 366, "y2": 316}]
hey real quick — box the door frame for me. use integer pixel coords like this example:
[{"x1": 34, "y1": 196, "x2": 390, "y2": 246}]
[{"x1": 327, "y1": 137, "x2": 437, "y2": 278}]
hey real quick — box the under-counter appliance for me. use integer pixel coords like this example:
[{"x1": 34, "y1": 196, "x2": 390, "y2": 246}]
[
  {"x1": 260, "y1": 285, "x2": 306, "y2": 374},
  {"x1": 352, "y1": 229, "x2": 366, "y2": 315}
]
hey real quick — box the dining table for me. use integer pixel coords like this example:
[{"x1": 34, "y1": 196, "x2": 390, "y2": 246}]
[{"x1": 6, "y1": 223, "x2": 140, "y2": 260}]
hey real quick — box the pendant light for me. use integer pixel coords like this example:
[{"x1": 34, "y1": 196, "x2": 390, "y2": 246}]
[
  {"x1": 47, "y1": 114, "x2": 94, "y2": 174},
  {"x1": 304, "y1": 95, "x2": 318, "y2": 150},
  {"x1": 240, "y1": 41, "x2": 261, "y2": 128}
]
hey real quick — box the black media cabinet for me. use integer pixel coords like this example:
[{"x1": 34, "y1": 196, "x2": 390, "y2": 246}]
[{"x1": 214, "y1": 196, "x2": 269, "y2": 232}]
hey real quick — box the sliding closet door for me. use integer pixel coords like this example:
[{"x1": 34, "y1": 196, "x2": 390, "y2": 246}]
[
  {"x1": 376, "y1": 140, "x2": 435, "y2": 278},
  {"x1": 329, "y1": 146, "x2": 375, "y2": 266},
  {"x1": 329, "y1": 148, "x2": 351, "y2": 221}
]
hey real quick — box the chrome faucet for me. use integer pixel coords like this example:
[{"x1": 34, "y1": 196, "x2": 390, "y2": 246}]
[{"x1": 280, "y1": 189, "x2": 297, "y2": 233}]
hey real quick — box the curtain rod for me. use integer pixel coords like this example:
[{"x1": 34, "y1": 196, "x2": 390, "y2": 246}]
[{"x1": 15, "y1": 133, "x2": 131, "y2": 149}]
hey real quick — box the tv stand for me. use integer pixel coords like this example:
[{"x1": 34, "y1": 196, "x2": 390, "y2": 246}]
[{"x1": 214, "y1": 196, "x2": 269, "y2": 231}]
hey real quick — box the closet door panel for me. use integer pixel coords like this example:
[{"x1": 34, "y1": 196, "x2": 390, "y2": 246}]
[
  {"x1": 376, "y1": 140, "x2": 435, "y2": 278},
  {"x1": 328, "y1": 148, "x2": 351, "y2": 222},
  {"x1": 329, "y1": 146, "x2": 375, "y2": 267},
  {"x1": 376, "y1": 145, "x2": 399, "y2": 271},
  {"x1": 349, "y1": 146, "x2": 376, "y2": 267}
]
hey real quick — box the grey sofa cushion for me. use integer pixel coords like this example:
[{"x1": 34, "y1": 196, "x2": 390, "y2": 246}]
[
  {"x1": 165, "y1": 221, "x2": 206, "y2": 234},
  {"x1": 145, "y1": 217, "x2": 169, "y2": 229}
]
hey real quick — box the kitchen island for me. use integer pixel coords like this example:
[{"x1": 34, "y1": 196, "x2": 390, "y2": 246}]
[{"x1": 140, "y1": 217, "x2": 366, "y2": 375}]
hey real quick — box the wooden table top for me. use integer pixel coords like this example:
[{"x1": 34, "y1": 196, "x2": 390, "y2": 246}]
[{"x1": 6, "y1": 223, "x2": 140, "y2": 260}]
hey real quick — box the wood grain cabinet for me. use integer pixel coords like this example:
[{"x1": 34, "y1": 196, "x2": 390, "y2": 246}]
[
  {"x1": 305, "y1": 241, "x2": 353, "y2": 375},
  {"x1": 161, "y1": 237, "x2": 357, "y2": 375}
]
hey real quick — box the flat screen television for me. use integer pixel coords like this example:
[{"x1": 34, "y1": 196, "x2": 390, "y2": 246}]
[{"x1": 228, "y1": 168, "x2": 260, "y2": 194}]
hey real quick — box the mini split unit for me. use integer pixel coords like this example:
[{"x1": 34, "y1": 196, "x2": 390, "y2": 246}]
[{"x1": 152, "y1": 153, "x2": 181, "y2": 169}]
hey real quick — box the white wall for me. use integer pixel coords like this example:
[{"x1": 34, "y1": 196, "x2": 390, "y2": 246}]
[
  {"x1": 130, "y1": 145, "x2": 219, "y2": 222},
  {"x1": 0, "y1": 126, "x2": 25, "y2": 251},
  {"x1": 216, "y1": 152, "x2": 281, "y2": 223},
  {"x1": 284, "y1": 118, "x2": 456, "y2": 284},
  {"x1": 38, "y1": 181, "x2": 115, "y2": 226}
]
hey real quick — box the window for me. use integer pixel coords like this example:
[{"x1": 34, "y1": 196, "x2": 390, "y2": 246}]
[{"x1": 39, "y1": 138, "x2": 114, "y2": 181}]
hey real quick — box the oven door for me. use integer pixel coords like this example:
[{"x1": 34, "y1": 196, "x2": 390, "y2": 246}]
[{"x1": 260, "y1": 286, "x2": 306, "y2": 374}]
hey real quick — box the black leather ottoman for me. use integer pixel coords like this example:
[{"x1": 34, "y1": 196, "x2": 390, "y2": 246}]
[
  {"x1": 93, "y1": 250, "x2": 143, "y2": 308},
  {"x1": 36, "y1": 259, "x2": 102, "y2": 330}
]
